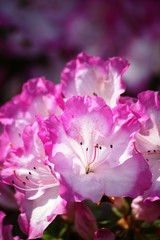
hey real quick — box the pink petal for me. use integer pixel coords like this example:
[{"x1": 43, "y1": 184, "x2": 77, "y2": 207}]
[{"x1": 61, "y1": 52, "x2": 129, "y2": 107}]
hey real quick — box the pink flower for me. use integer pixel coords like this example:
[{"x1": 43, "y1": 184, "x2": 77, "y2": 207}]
[
  {"x1": 134, "y1": 91, "x2": 160, "y2": 199},
  {"x1": 61, "y1": 52, "x2": 129, "y2": 107},
  {"x1": 39, "y1": 95, "x2": 151, "y2": 203},
  {"x1": 2, "y1": 122, "x2": 66, "y2": 239},
  {"x1": 0, "y1": 77, "x2": 66, "y2": 238},
  {"x1": 131, "y1": 196, "x2": 160, "y2": 222},
  {"x1": 0, "y1": 77, "x2": 63, "y2": 161}
]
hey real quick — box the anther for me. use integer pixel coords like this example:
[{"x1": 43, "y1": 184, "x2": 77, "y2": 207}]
[
  {"x1": 80, "y1": 142, "x2": 83, "y2": 145},
  {"x1": 33, "y1": 167, "x2": 36, "y2": 170},
  {"x1": 61, "y1": 93, "x2": 65, "y2": 98},
  {"x1": 110, "y1": 144, "x2": 113, "y2": 148},
  {"x1": 93, "y1": 92, "x2": 97, "y2": 96},
  {"x1": 86, "y1": 167, "x2": 90, "y2": 174},
  {"x1": 29, "y1": 172, "x2": 32, "y2": 175},
  {"x1": 12, "y1": 180, "x2": 14, "y2": 184}
]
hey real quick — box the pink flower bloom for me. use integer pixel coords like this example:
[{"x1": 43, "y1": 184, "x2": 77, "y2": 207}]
[
  {"x1": 134, "y1": 91, "x2": 160, "y2": 199},
  {"x1": 61, "y1": 52, "x2": 129, "y2": 108},
  {"x1": 94, "y1": 228, "x2": 115, "y2": 240},
  {"x1": 2, "y1": 122, "x2": 66, "y2": 239},
  {"x1": 0, "y1": 77, "x2": 63, "y2": 161},
  {"x1": 131, "y1": 196, "x2": 160, "y2": 222},
  {"x1": 39, "y1": 96, "x2": 151, "y2": 202}
]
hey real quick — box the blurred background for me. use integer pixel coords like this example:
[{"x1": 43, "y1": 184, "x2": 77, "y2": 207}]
[{"x1": 0, "y1": 0, "x2": 160, "y2": 105}]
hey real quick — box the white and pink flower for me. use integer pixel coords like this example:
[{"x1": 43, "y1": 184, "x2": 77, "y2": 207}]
[
  {"x1": 0, "y1": 76, "x2": 63, "y2": 162},
  {"x1": 39, "y1": 95, "x2": 151, "y2": 203},
  {"x1": 2, "y1": 122, "x2": 66, "y2": 239},
  {"x1": 0, "y1": 51, "x2": 159, "y2": 239},
  {"x1": 61, "y1": 52, "x2": 129, "y2": 108},
  {"x1": 134, "y1": 91, "x2": 160, "y2": 200}
]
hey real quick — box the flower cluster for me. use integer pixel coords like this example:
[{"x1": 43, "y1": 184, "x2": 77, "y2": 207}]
[{"x1": 0, "y1": 52, "x2": 160, "y2": 239}]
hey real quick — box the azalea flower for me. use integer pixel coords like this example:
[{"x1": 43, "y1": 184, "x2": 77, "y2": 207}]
[
  {"x1": 61, "y1": 52, "x2": 129, "y2": 108},
  {"x1": 2, "y1": 122, "x2": 66, "y2": 239},
  {"x1": 39, "y1": 95, "x2": 151, "y2": 203},
  {"x1": 0, "y1": 46, "x2": 159, "y2": 239},
  {"x1": 134, "y1": 91, "x2": 160, "y2": 199},
  {"x1": 0, "y1": 76, "x2": 63, "y2": 162}
]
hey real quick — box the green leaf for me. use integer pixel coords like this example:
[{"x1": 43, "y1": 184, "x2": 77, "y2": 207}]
[{"x1": 112, "y1": 207, "x2": 123, "y2": 218}]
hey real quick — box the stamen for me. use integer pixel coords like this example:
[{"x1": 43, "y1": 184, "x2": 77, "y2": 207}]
[
  {"x1": 80, "y1": 142, "x2": 90, "y2": 168},
  {"x1": 143, "y1": 151, "x2": 160, "y2": 156},
  {"x1": 133, "y1": 142, "x2": 143, "y2": 155},
  {"x1": 12, "y1": 169, "x2": 58, "y2": 192},
  {"x1": 80, "y1": 142, "x2": 105, "y2": 174},
  {"x1": 93, "y1": 145, "x2": 98, "y2": 161},
  {"x1": 13, "y1": 170, "x2": 25, "y2": 184},
  {"x1": 12, "y1": 182, "x2": 57, "y2": 192},
  {"x1": 32, "y1": 167, "x2": 52, "y2": 175},
  {"x1": 89, "y1": 144, "x2": 99, "y2": 166},
  {"x1": 133, "y1": 142, "x2": 160, "y2": 157},
  {"x1": 24, "y1": 177, "x2": 55, "y2": 187}
]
